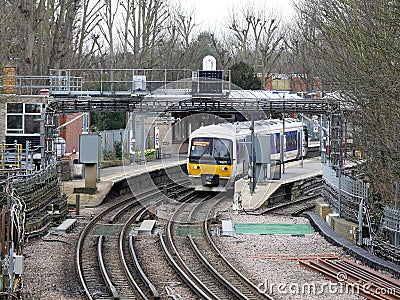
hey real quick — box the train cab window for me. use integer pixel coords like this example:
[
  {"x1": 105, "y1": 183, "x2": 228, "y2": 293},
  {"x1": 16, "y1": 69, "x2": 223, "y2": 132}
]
[
  {"x1": 212, "y1": 139, "x2": 231, "y2": 160},
  {"x1": 189, "y1": 138, "x2": 232, "y2": 164},
  {"x1": 190, "y1": 138, "x2": 212, "y2": 157}
]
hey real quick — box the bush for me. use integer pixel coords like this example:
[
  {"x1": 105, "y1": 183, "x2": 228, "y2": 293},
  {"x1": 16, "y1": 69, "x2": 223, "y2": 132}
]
[
  {"x1": 114, "y1": 141, "x2": 122, "y2": 158},
  {"x1": 102, "y1": 148, "x2": 116, "y2": 160},
  {"x1": 144, "y1": 148, "x2": 156, "y2": 156},
  {"x1": 136, "y1": 148, "x2": 156, "y2": 157}
]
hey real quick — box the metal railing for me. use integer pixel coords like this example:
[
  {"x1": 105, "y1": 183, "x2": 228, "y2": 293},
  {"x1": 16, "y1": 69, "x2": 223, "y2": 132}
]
[
  {"x1": 383, "y1": 205, "x2": 400, "y2": 247},
  {"x1": 0, "y1": 68, "x2": 231, "y2": 96},
  {"x1": 322, "y1": 163, "x2": 368, "y2": 222},
  {"x1": 0, "y1": 142, "x2": 22, "y2": 169},
  {"x1": 383, "y1": 206, "x2": 400, "y2": 233}
]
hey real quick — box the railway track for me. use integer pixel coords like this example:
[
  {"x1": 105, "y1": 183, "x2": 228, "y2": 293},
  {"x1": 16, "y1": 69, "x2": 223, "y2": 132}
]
[
  {"x1": 160, "y1": 193, "x2": 274, "y2": 300},
  {"x1": 300, "y1": 258, "x2": 400, "y2": 300},
  {"x1": 77, "y1": 192, "x2": 158, "y2": 299},
  {"x1": 76, "y1": 180, "x2": 192, "y2": 300}
]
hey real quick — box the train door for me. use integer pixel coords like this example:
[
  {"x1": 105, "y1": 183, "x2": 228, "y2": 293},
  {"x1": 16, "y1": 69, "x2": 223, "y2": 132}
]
[
  {"x1": 297, "y1": 126, "x2": 309, "y2": 158},
  {"x1": 236, "y1": 137, "x2": 248, "y2": 179}
]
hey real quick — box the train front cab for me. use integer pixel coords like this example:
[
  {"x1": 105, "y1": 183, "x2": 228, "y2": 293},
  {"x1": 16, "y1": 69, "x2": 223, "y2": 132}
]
[{"x1": 187, "y1": 137, "x2": 234, "y2": 193}]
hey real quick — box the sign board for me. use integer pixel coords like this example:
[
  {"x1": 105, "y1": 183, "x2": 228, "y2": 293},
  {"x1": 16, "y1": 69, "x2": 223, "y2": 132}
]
[
  {"x1": 313, "y1": 119, "x2": 319, "y2": 133},
  {"x1": 129, "y1": 130, "x2": 135, "y2": 155},
  {"x1": 79, "y1": 134, "x2": 100, "y2": 164},
  {"x1": 154, "y1": 127, "x2": 160, "y2": 149},
  {"x1": 255, "y1": 135, "x2": 271, "y2": 164},
  {"x1": 245, "y1": 135, "x2": 271, "y2": 164}
]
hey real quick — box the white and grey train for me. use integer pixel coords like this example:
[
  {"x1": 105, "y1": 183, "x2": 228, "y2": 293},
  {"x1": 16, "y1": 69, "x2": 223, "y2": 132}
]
[{"x1": 187, "y1": 118, "x2": 308, "y2": 193}]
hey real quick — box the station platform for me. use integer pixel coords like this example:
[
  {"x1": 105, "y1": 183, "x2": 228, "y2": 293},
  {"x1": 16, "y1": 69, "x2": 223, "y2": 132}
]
[
  {"x1": 62, "y1": 154, "x2": 186, "y2": 208},
  {"x1": 235, "y1": 157, "x2": 323, "y2": 210}
]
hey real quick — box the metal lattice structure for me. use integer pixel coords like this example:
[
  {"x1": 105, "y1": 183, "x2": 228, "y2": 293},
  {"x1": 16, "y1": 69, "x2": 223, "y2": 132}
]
[
  {"x1": 322, "y1": 164, "x2": 368, "y2": 223},
  {"x1": 383, "y1": 206, "x2": 400, "y2": 245},
  {"x1": 48, "y1": 93, "x2": 334, "y2": 115}
]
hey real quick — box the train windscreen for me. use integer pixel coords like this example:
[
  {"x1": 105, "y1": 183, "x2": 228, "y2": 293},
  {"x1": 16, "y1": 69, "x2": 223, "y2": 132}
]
[{"x1": 189, "y1": 138, "x2": 232, "y2": 164}]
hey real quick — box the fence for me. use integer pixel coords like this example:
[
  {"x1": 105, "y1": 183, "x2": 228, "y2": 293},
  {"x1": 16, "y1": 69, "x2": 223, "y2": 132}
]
[
  {"x1": 383, "y1": 206, "x2": 400, "y2": 246},
  {"x1": 0, "y1": 163, "x2": 67, "y2": 298},
  {"x1": 100, "y1": 129, "x2": 126, "y2": 152},
  {"x1": 322, "y1": 164, "x2": 368, "y2": 222}
]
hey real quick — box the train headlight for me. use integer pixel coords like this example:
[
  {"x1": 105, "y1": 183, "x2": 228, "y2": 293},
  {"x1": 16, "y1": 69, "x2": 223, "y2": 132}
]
[
  {"x1": 193, "y1": 165, "x2": 200, "y2": 170},
  {"x1": 221, "y1": 167, "x2": 229, "y2": 171}
]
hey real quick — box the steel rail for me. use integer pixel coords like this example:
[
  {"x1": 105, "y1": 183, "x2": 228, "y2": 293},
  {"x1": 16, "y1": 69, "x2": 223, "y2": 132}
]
[
  {"x1": 299, "y1": 259, "x2": 399, "y2": 300},
  {"x1": 97, "y1": 235, "x2": 120, "y2": 299},
  {"x1": 128, "y1": 236, "x2": 159, "y2": 299},
  {"x1": 203, "y1": 219, "x2": 275, "y2": 300},
  {"x1": 188, "y1": 235, "x2": 250, "y2": 300},
  {"x1": 163, "y1": 194, "x2": 219, "y2": 299},
  {"x1": 261, "y1": 194, "x2": 320, "y2": 215},
  {"x1": 109, "y1": 199, "x2": 140, "y2": 223},
  {"x1": 76, "y1": 189, "x2": 167, "y2": 299},
  {"x1": 158, "y1": 232, "x2": 213, "y2": 300},
  {"x1": 117, "y1": 206, "x2": 156, "y2": 300},
  {"x1": 76, "y1": 196, "x2": 135, "y2": 299}
]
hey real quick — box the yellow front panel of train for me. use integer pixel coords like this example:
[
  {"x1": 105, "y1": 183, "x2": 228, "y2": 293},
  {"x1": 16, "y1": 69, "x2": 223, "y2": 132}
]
[{"x1": 188, "y1": 163, "x2": 232, "y2": 178}]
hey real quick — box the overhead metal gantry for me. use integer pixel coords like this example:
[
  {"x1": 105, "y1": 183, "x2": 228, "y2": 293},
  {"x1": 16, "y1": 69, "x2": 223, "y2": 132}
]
[
  {"x1": 40, "y1": 68, "x2": 335, "y2": 115},
  {"x1": 48, "y1": 93, "x2": 335, "y2": 115}
]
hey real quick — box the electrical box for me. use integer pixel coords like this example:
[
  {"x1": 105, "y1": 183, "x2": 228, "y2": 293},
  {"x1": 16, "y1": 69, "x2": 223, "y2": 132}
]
[
  {"x1": 14, "y1": 255, "x2": 24, "y2": 275},
  {"x1": 132, "y1": 75, "x2": 146, "y2": 91},
  {"x1": 79, "y1": 134, "x2": 100, "y2": 164}
]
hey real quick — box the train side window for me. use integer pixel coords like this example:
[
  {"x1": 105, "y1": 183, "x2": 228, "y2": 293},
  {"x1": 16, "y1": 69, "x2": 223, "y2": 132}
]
[{"x1": 275, "y1": 133, "x2": 280, "y2": 153}]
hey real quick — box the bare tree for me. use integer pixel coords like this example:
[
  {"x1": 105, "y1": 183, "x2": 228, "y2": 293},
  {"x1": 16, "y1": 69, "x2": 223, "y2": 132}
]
[
  {"x1": 48, "y1": 0, "x2": 80, "y2": 69},
  {"x1": 117, "y1": 0, "x2": 170, "y2": 68},
  {"x1": 174, "y1": 5, "x2": 197, "y2": 68},
  {"x1": 258, "y1": 18, "x2": 284, "y2": 87},
  {"x1": 226, "y1": 4, "x2": 251, "y2": 61},
  {"x1": 225, "y1": 1, "x2": 284, "y2": 82},
  {"x1": 74, "y1": 0, "x2": 104, "y2": 68},
  {"x1": 210, "y1": 32, "x2": 234, "y2": 71},
  {"x1": 98, "y1": 0, "x2": 119, "y2": 69},
  {"x1": 296, "y1": 0, "x2": 400, "y2": 204}
]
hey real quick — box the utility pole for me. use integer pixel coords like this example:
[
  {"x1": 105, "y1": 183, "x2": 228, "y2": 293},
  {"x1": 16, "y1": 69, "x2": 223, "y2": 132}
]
[
  {"x1": 301, "y1": 117, "x2": 304, "y2": 168},
  {"x1": 250, "y1": 117, "x2": 256, "y2": 195},
  {"x1": 281, "y1": 116, "x2": 285, "y2": 174},
  {"x1": 129, "y1": 112, "x2": 136, "y2": 164}
]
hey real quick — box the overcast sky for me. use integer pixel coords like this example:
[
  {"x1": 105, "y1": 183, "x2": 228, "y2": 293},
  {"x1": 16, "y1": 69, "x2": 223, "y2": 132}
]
[{"x1": 177, "y1": 0, "x2": 295, "y2": 30}]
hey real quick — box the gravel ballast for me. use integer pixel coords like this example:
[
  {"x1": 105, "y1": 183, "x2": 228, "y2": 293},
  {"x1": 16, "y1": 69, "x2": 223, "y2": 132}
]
[
  {"x1": 22, "y1": 202, "x2": 375, "y2": 300},
  {"x1": 214, "y1": 211, "x2": 365, "y2": 299}
]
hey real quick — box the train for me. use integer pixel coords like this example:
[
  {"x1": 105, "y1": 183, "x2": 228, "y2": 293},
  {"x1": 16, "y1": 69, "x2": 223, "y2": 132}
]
[{"x1": 187, "y1": 118, "x2": 308, "y2": 193}]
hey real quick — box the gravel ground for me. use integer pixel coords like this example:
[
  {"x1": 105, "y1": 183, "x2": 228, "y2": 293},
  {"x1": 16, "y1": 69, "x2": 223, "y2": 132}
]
[
  {"x1": 23, "y1": 230, "x2": 84, "y2": 300},
  {"x1": 22, "y1": 201, "x2": 376, "y2": 300},
  {"x1": 215, "y1": 209, "x2": 365, "y2": 300}
]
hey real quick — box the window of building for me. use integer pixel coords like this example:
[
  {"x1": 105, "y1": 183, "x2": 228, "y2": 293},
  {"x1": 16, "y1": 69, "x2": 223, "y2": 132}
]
[{"x1": 6, "y1": 102, "x2": 42, "y2": 135}]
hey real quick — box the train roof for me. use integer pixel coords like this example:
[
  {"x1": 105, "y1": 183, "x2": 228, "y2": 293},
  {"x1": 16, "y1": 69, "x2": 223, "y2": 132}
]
[{"x1": 190, "y1": 118, "x2": 303, "y2": 139}]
